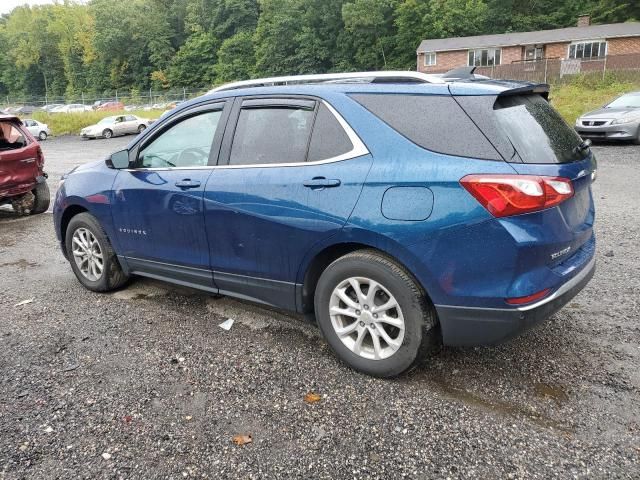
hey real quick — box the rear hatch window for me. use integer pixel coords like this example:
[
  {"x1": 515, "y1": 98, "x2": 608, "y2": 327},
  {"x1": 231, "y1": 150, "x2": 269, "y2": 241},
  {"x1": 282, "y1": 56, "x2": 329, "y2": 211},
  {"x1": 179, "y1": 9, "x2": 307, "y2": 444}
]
[
  {"x1": 456, "y1": 93, "x2": 588, "y2": 164},
  {"x1": 494, "y1": 95, "x2": 585, "y2": 164}
]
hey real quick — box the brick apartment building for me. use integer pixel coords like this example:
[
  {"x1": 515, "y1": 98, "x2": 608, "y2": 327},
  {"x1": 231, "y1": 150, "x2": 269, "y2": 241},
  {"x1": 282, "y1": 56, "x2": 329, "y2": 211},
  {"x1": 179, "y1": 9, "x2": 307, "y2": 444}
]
[{"x1": 417, "y1": 15, "x2": 640, "y2": 74}]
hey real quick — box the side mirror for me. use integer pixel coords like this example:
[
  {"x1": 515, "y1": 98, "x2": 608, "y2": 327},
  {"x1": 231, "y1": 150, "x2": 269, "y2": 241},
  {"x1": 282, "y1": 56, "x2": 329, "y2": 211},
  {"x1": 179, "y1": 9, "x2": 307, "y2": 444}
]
[{"x1": 106, "y1": 149, "x2": 130, "y2": 169}]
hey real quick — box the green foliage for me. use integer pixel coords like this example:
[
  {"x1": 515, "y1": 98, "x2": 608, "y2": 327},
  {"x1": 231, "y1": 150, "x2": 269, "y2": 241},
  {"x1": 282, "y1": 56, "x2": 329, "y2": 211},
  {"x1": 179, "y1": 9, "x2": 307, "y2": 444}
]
[
  {"x1": 0, "y1": 0, "x2": 638, "y2": 99},
  {"x1": 215, "y1": 31, "x2": 255, "y2": 82}
]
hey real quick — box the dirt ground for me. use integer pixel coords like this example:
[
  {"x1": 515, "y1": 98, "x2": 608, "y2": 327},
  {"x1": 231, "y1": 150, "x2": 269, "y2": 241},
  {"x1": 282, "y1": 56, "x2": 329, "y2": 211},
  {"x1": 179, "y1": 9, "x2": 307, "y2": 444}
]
[{"x1": 1, "y1": 136, "x2": 639, "y2": 479}]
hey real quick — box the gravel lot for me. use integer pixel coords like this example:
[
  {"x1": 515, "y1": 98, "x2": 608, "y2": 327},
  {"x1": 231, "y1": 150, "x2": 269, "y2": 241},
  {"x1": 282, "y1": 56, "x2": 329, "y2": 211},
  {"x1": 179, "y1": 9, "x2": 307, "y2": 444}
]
[{"x1": 1, "y1": 136, "x2": 639, "y2": 479}]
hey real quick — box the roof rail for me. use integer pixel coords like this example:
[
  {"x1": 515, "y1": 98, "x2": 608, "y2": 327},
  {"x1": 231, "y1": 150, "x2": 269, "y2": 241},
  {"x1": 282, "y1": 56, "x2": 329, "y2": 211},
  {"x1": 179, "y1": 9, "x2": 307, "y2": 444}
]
[{"x1": 207, "y1": 71, "x2": 445, "y2": 94}]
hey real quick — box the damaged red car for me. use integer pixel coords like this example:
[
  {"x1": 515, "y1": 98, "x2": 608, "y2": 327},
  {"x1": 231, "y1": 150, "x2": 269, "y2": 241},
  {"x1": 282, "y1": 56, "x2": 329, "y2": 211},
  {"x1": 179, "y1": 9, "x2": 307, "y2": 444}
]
[{"x1": 0, "y1": 115, "x2": 50, "y2": 215}]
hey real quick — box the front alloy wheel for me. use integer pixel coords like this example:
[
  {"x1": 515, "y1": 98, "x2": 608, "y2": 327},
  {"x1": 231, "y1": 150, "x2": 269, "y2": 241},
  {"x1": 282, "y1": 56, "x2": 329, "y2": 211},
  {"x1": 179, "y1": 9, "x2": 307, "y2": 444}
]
[
  {"x1": 65, "y1": 212, "x2": 129, "y2": 292},
  {"x1": 72, "y1": 227, "x2": 104, "y2": 281},
  {"x1": 329, "y1": 277, "x2": 405, "y2": 360}
]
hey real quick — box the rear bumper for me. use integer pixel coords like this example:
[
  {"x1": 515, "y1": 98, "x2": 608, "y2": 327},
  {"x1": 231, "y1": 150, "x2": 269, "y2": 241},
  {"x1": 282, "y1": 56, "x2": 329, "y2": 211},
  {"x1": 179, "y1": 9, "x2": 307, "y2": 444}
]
[{"x1": 435, "y1": 255, "x2": 595, "y2": 347}]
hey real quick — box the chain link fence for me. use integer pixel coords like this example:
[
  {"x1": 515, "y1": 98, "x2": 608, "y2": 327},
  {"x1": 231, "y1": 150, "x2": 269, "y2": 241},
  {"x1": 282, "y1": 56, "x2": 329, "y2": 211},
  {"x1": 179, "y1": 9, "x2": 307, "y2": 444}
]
[{"x1": 1, "y1": 87, "x2": 210, "y2": 111}]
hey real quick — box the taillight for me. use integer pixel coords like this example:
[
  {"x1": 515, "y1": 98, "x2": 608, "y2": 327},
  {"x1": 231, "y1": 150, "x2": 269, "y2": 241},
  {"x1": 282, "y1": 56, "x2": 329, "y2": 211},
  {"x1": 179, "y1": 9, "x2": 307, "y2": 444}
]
[
  {"x1": 460, "y1": 174, "x2": 573, "y2": 218},
  {"x1": 505, "y1": 288, "x2": 551, "y2": 305}
]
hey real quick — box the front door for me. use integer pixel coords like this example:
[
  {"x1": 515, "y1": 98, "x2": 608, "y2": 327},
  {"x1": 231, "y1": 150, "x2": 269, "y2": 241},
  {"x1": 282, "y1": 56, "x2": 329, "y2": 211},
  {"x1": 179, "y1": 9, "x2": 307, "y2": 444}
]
[
  {"x1": 204, "y1": 97, "x2": 372, "y2": 309},
  {"x1": 110, "y1": 102, "x2": 229, "y2": 291}
]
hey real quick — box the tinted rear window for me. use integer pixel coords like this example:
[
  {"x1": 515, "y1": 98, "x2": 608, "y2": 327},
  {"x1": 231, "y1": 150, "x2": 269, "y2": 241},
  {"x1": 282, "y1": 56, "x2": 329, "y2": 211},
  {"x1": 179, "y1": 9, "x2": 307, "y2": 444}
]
[
  {"x1": 229, "y1": 106, "x2": 314, "y2": 165},
  {"x1": 493, "y1": 95, "x2": 585, "y2": 164},
  {"x1": 308, "y1": 104, "x2": 353, "y2": 161},
  {"x1": 350, "y1": 94, "x2": 501, "y2": 160}
]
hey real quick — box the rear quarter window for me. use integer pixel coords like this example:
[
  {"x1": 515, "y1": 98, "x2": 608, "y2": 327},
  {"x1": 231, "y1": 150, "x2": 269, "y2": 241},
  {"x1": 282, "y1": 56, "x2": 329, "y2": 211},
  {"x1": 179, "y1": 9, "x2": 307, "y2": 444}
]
[{"x1": 350, "y1": 93, "x2": 501, "y2": 161}]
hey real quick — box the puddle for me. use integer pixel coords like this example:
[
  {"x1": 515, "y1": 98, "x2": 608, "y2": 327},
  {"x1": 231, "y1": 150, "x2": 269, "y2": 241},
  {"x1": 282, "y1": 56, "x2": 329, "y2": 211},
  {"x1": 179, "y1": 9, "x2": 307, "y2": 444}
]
[
  {"x1": 416, "y1": 373, "x2": 572, "y2": 434},
  {"x1": 0, "y1": 259, "x2": 39, "y2": 269},
  {"x1": 534, "y1": 382, "x2": 569, "y2": 403}
]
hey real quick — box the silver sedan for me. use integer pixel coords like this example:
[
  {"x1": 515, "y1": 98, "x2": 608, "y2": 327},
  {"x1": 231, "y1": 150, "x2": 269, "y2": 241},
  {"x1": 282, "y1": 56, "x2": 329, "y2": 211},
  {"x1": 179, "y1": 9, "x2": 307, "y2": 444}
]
[
  {"x1": 575, "y1": 91, "x2": 640, "y2": 144},
  {"x1": 80, "y1": 115, "x2": 152, "y2": 139}
]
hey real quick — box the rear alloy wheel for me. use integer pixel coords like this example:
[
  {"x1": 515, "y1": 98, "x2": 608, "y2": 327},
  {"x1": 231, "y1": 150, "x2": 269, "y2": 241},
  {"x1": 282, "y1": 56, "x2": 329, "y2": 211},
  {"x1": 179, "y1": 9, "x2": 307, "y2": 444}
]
[
  {"x1": 137, "y1": 124, "x2": 146, "y2": 134},
  {"x1": 65, "y1": 212, "x2": 129, "y2": 292},
  {"x1": 38, "y1": 131, "x2": 48, "y2": 141},
  {"x1": 315, "y1": 250, "x2": 438, "y2": 377},
  {"x1": 329, "y1": 277, "x2": 405, "y2": 360},
  {"x1": 103, "y1": 129, "x2": 113, "y2": 139}
]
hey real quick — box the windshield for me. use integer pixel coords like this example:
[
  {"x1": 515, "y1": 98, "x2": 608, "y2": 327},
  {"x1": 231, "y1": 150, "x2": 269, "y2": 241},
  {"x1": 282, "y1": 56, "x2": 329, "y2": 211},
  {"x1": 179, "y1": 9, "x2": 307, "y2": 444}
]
[
  {"x1": 98, "y1": 117, "x2": 115, "y2": 125},
  {"x1": 606, "y1": 93, "x2": 640, "y2": 109},
  {"x1": 493, "y1": 94, "x2": 586, "y2": 164}
]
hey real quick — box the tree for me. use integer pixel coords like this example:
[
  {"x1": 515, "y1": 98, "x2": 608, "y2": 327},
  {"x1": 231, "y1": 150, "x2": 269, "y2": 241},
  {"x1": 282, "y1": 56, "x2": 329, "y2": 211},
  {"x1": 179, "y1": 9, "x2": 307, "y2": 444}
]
[
  {"x1": 215, "y1": 31, "x2": 255, "y2": 82},
  {"x1": 340, "y1": 0, "x2": 398, "y2": 70}
]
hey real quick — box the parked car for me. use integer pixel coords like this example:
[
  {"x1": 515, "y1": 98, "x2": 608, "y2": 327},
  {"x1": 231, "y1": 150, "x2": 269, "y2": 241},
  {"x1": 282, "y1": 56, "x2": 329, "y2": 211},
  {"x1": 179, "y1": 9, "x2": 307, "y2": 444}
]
[
  {"x1": 80, "y1": 115, "x2": 151, "y2": 139},
  {"x1": 0, "y1": 115, "x2": 50, "y2": 215},
  {"x1": 575, "y1": 91, "x2": 640, "y2": 144},
  {"x1": 97, "y1": 101, "x2": 124, "y2": 112},
  {"x1": 52, "y1": 104, "x2": 92, "y2": 113},
  {"x1": 42, "y1": 104, "x2": 65, "y2": 113},
  {"x1": 13, "y1": 105, "x2": 38, "y2": 114},
  {"x1": 54, "y1": 71, "x2": 596, "y2": 377},
  {"x1": 22, "y1": 119, "x2": 50, "y2": 140}
]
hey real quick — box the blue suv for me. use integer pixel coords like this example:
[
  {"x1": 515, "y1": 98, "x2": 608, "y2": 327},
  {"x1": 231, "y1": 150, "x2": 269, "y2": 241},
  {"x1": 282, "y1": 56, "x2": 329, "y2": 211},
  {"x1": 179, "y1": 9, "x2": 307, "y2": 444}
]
[{"x1": 54, "y1": 72, "x2": 596, "y2": 377}]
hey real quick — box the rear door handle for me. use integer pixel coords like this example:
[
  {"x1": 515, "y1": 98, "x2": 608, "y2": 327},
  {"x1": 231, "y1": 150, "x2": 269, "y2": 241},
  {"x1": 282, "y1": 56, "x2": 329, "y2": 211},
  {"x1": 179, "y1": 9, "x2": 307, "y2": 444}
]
[
  {"x1": 303, "y1": 177, "x2": 341, "y2": 189},
  {"x1": 175, "y1": 179, "x2": 201, "y2": 189}
]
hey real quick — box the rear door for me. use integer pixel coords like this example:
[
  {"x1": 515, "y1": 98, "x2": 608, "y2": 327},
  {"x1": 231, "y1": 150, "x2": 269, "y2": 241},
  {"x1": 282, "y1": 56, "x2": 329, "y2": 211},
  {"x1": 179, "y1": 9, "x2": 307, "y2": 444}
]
[
  {"x1": 0, "y1": 120, "x2": 40, "y2": 196},
  {"x1": 203, "y1": 96, "x2": 372, "y2": 309}
]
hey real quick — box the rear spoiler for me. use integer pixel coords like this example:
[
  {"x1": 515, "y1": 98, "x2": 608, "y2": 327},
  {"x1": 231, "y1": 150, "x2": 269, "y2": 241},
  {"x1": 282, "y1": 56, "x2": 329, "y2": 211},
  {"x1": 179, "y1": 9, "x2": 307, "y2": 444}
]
[{"x1": 497, "y1": 83, "x2": 550, "y2": 100}]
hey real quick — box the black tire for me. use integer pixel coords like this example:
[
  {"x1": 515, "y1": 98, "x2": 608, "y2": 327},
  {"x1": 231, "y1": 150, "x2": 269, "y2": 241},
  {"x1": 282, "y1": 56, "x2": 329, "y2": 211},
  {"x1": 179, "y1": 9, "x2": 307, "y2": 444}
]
[
  {"x1": 314, "y1": 250, "x2": 438, "y2": 378},
  {"x1": 31, "y1": 181, "x2": 50, "y2": 214},
  {"x1": 65, "y1": 212, "x2": 129, "y2": 292},
  {"x1": 103, "y1": 129, "x2": 113, "y2": 139},
  {"x1": 634, "y1": 126, "x2": 640, "y2": 145},
  {"x1": 38, "y1": 131, "x2": 48, "y2": 141},
  {"x1": 137, "y1": 124, "x2": 146, "y2": 134}
]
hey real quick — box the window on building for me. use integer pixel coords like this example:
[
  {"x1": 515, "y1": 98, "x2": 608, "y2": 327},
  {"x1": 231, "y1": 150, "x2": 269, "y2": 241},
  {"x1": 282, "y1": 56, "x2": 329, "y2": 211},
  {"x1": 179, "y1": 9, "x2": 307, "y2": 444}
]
[
  {"x1": 569, "y1": 40, "x2": 607, "y2": 59},
  {"x1": 468, "y1": 48, "x2": 501, "y2": 67},
  {"x1": 424, "y1": 52, "x2": 436, "y2": 66},
  {"x1": 524, "y1": 45, "x2": 544, "y2": 61}
]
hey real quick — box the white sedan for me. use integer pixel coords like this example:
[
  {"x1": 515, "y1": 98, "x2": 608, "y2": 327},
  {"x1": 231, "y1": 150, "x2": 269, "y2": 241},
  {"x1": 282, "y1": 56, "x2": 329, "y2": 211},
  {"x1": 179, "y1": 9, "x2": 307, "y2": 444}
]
[
  {"x1": 80, "y1": 115, "x2": 152, "y2": 139},
  {"x1": 23, "y1": 119, "x2": 51, "y2": 141}
]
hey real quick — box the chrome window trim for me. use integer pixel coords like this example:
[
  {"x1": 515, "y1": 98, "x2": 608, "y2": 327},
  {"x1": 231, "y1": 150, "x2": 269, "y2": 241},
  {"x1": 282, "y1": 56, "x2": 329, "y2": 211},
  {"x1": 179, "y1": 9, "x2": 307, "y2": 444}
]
[{"x1": 125, "y1": 100, "x2": 369, "y2": 172}]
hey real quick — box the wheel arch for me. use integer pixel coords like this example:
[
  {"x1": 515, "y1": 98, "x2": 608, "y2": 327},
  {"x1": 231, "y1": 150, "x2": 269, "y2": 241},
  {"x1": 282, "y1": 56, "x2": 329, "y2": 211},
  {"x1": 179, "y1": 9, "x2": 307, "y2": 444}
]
[
  {"x1": 59, "y1": 204, "x2": 89, "y2": 254},
  {"x1": 297, "y1": 235, "x2": 437, "y2": 315}
]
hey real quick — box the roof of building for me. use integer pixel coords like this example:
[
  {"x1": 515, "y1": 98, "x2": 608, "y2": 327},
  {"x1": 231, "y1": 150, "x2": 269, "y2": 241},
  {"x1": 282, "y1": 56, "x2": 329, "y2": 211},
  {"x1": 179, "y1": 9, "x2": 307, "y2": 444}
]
[{"x1": 417, "y1": 22, "x2": 640, "y2": 53}]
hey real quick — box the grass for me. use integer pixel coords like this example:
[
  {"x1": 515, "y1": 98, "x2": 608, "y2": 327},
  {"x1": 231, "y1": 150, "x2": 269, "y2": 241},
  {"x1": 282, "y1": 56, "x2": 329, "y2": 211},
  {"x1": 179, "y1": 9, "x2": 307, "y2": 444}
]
[
  {"x1": 29, "y1": 110, "x2": 164, "y2": 136},
  {"x1": 549, "y1": 77, "x2": 640, "y2": 125}
]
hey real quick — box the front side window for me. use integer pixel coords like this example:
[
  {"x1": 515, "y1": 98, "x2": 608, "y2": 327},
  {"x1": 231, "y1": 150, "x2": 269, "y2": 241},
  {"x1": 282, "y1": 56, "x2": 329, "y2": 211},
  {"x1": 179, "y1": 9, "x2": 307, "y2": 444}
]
[
  {"x1": 468, "y1": 48, "x2": 501, "y2": 67},
  {"x1": 569, "y1": 40, "x2": 607, "y2": 59},
  {"x1": 424, "y1": 52, "x2": 436, "y2": 66},
  {"x1": 229, "y1": 106, "x2": 314, "y2": 165},
  {"x1": 139, "y1": 110, "x2": 222, "y2": 168}
]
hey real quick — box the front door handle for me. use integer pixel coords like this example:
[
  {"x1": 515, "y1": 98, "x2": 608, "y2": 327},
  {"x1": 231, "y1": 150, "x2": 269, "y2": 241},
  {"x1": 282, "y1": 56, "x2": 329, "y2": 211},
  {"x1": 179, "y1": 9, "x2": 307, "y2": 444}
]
[
  {"x1": 303, "y1": 177, "x2": 341, "y2": 189},
  {"x1": 175, "y1": 179, "x2": 201, "y2": 189}
]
